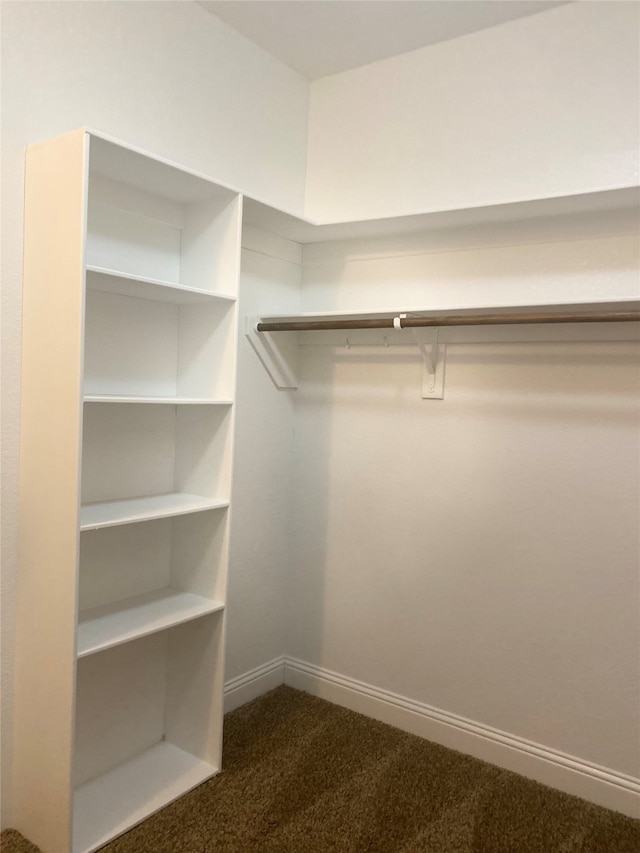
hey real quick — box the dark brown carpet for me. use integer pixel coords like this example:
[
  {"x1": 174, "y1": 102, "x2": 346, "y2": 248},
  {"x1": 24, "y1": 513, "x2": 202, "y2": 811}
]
[{"x1": 3, "y1": 685, "x2": 639, "y2": 852}]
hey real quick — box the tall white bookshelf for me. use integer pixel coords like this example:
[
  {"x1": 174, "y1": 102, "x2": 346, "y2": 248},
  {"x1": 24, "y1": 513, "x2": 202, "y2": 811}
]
[{"x1": 14, "y1": 130, "x2": 242, "y2": 853}]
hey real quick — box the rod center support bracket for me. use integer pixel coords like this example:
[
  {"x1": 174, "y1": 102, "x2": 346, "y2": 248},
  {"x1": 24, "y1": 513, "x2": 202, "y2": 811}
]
[{"x1": 410, "y1": 324, "x2": 446, "y2": 399}]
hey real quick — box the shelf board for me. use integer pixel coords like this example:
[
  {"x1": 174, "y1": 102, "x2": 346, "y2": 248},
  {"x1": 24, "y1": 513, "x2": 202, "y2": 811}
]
[
  {"x1": 86, "y1": 265, "x2": 236, "y2": 305},
  {"x1": 83, "y1": 395, "x2": 233, "y2": 405},
  {"x1": 77, "y1": 588, "x2": 224, "y2": 658},
  {"x1": 73, "y1": 741, "x2": 217, "y2": 853},
  {"x1": 257, "y1": 297, "x2": 640, "y2": 325},
  {"x1": 243, "y1": 185, "x2": 639, "y2": 244},
  {"x1": 80, "y1": 493, "x2": 229, "y2": 531}
]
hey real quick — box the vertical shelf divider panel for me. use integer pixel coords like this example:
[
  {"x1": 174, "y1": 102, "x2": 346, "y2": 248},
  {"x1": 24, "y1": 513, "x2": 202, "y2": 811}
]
[{"x1": 15, "y1": 129, "x2": 242, "y2": 853}]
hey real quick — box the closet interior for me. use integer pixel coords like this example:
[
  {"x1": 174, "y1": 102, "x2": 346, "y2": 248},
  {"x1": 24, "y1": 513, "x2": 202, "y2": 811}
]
[{"x1": 14, "y1": 129, "x2": 639, "y2": 853}]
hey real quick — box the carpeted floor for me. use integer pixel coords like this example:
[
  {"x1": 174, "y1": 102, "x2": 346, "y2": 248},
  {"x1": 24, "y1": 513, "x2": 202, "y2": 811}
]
[{"x1": 2, "y1": 685, "x2": 639, "y2": 852}]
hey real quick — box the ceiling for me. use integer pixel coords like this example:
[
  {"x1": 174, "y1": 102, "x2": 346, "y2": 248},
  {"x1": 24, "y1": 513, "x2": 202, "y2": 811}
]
[{"x1": 198, "y1": 1, "x2": 570, "y2": 80}]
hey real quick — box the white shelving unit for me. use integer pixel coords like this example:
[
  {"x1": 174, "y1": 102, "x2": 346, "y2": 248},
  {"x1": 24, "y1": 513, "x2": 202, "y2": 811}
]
[{"x1": 14, "y1": 130, "x2": 241, "y2": 853}]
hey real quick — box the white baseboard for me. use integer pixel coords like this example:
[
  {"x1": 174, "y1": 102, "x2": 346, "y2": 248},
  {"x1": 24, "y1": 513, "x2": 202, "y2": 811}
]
[
  {"x1": 224, "y1": 656, "x2": 285, "y2": 713},
  {"x1": 283, "y1": 657, "x2": 640, "y2": 820}
]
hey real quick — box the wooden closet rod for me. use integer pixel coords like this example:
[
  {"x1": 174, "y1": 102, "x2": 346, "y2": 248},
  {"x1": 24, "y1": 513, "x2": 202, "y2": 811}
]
[{"x1": 256, "y1": 310, "x2": 640, "y2": 333}]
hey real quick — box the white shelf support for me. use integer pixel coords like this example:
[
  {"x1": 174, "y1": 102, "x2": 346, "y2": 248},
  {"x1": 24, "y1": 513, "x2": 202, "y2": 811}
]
[
  {"x1": 245, "y1": 316, "x2": 298, "y2": 390},
  {"x1": 411, "y1": 328, "x2": 446, "y2": 399}
]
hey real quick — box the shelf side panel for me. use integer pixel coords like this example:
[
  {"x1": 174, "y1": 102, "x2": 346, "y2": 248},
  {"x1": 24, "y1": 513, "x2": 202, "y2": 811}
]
[
  {"x1": 165, "y1": 614, "x2": 227, "y2": 768},
  {"x1": 14, "y1": 128, "x2": 88, "y2": 852},
  {"x1": 170, "y1": 509, "x2": 230, "y2": 602},
  {"x1": 176, "y1": 300, "x2": 238, "y2": 400},
  {"x1": 181, "y1": 194, "x2": 242, "y2": 295},
  {"x1": 174, "y1": 405, "x2": 233, "y2": 500}
]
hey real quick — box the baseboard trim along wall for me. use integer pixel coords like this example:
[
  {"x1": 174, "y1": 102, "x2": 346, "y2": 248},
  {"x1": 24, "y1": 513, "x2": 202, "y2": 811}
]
[
  {"x1": 224, "y1": 656, "x2": 640, "y2": 819},
  {"x1": 224, "y1": 656, "x2": 286, "y2": 713}
]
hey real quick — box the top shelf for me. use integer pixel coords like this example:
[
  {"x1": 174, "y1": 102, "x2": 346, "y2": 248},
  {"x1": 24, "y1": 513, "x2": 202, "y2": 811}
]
[
  {"x1": 85, "y1": 267, "x2": 236, "y2": 305},
  {"x1": 243, "y1": 185, "x2": 639, "y2": 245}
]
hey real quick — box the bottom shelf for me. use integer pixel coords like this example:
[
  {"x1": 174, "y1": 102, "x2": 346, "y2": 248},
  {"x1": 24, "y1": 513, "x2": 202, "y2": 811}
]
[{"x1": 73, "y1": 741, "x2": 217, "y2": 853}]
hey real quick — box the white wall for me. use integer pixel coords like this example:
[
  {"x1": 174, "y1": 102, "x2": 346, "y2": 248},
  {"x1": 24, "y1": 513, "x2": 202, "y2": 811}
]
[
  {"x1": 0, "y1": 0, "x2": 309, "y2": 828},
  {"x1": 227, "y1": 230, "x2": 302, "y2": 682},
  {"x1": 288, "y1": 223, "x2": 640, "y2": 781},
  {"x1": 296, "y1": 0, "x2": 640, "y2": 800},
  {"x1": 305, "y1": 1, "x2": 640, "y2": 222}
]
